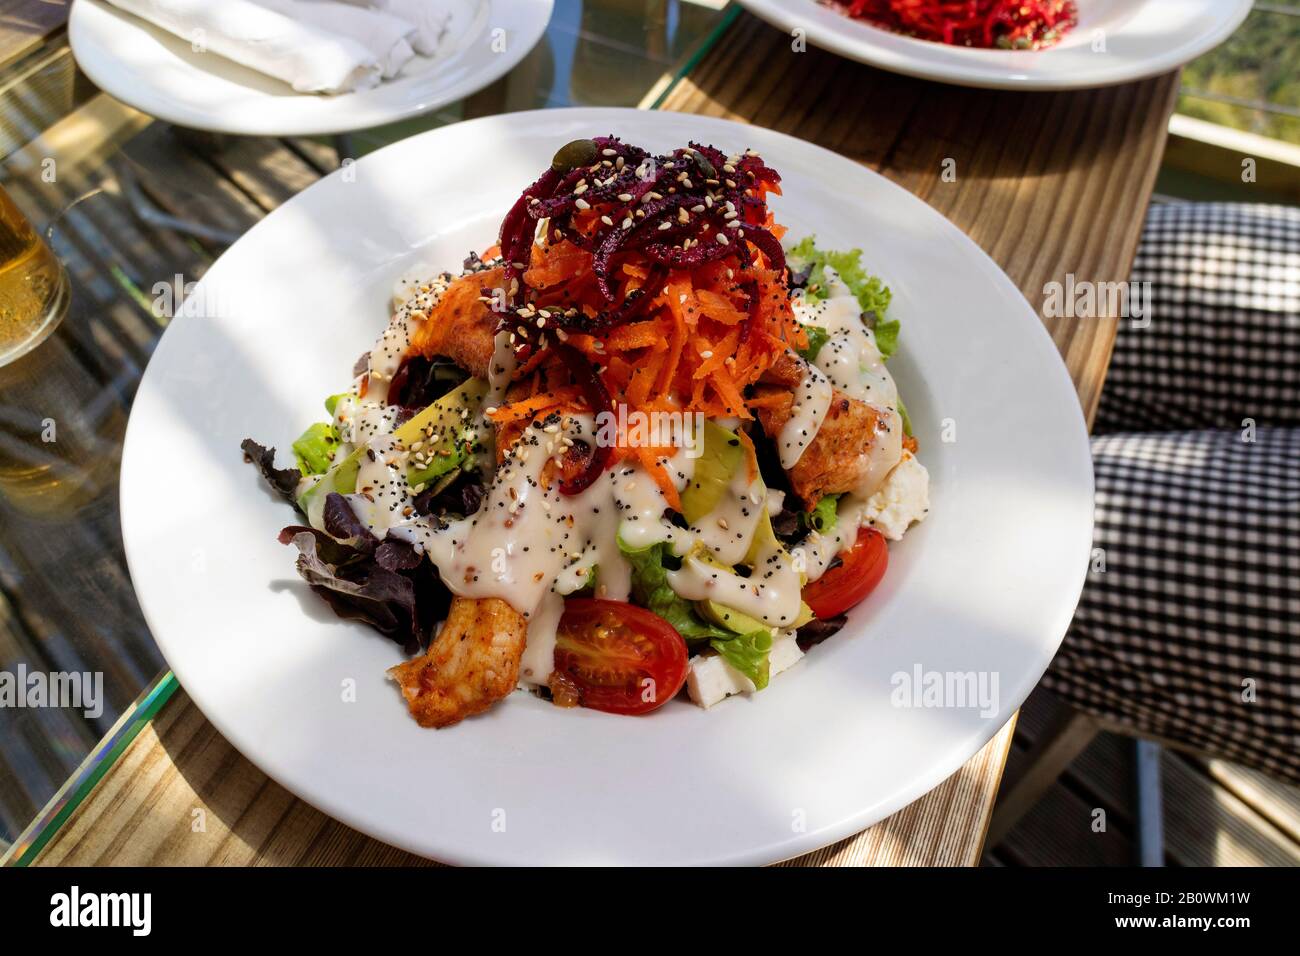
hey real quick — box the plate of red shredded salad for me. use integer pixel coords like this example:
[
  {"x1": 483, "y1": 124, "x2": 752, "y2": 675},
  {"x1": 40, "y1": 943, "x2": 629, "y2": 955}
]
[{"x1": 736, "y1": 0, "x2": 1252, "y2": 89}]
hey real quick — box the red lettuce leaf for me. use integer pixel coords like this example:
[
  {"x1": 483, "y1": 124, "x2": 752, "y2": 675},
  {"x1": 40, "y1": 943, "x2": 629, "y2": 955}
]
[{"x1": 241, "y1": 438, "x2": 302, "y2": 509}]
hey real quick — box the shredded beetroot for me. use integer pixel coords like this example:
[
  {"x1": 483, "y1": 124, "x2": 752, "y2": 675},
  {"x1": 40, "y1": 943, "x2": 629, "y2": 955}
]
[
  {"x1": 839, "y1": 0, "x2": 1077, "y2": 49},
  {"x1": 499, "y1": 167, "x2": 561, "y2": 309},
  {"x1": 497, "y1": 136, "x2": 784, "y2": 319},
  {"x1": 491, "y1": 136, "x2": 798, "y2": 498}
]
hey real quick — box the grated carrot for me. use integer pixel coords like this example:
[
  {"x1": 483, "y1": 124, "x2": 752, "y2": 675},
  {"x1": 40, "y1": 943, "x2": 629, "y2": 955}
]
[
  {"x1": 482, "y1": 193, "x2": 815, "y2": 508},
  {"x1": 605, "y1": 320, "x2": 666, "y2": 352},
  {"x1": 486, "y1": 387, "x2": 583, "y2": 425},
  {"x1": 695, "y1": 289, "x2": 746, "y2": 325},
  {"x1": 633, "y1": 445, "x2": 682, "y2": 513},
  {"x1": 735, "y1": 425, "x2": 759, "y2": 484},
  {"x1": 692, "y1": 328, "x2": 740, "y2": 380}
]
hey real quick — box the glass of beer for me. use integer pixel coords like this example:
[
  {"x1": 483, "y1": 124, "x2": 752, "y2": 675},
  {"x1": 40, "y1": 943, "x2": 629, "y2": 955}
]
[
  {"x1": 0, "y1": 182, "x2": 70, "y2": 366},
  {"x1": 0, "y1": 182, "x2": 121, "y2": 516}
]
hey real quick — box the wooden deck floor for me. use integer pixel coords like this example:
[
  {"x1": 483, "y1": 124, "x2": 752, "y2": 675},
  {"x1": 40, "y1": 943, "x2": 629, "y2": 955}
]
[{"x1": 985, "y1": 686, "x2": 1300, "y2": 867}]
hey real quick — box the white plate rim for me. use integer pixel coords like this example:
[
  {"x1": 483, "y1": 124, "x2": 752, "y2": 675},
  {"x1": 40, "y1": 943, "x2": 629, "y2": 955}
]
[
  {"x1": 68, "y1": 0, "x2": 554, "y2": 136},
  {"x1": 120, "y1": 106, "x2": 1095, "y2": 866},
  {"x1": 734, "y1": 0, "x2": 1253, "y2": 90}
]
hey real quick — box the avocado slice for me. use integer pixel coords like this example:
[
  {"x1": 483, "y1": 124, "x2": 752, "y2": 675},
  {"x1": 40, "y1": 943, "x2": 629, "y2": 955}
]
[
  {"x1": 297, "y1": 378, "x2": 487, "y2": 529},
  {"x1": 689, "y1": 540, "x2": 814, "y2": 635},
  {"x1": 697, "y1": 599, "x2": 770, "y2": 635},
  {"x1": 399, "y1": 378, "x2": 488, "y2": 488},
  {"x1": 697, "y1": 596, "x2": 813, "y2": 634},
  {"x1": 292, "y1": 422, "x2": 340, "y2": 475},
  {"x1": 679, "y1": 420, "x2": 747, "y2": 525},
  {"x1": 324, "y1": 392, "x2": 351, "y2": 417},
  {"x1": 743, "y1": 506, "x2": 780, "y2": 566}
]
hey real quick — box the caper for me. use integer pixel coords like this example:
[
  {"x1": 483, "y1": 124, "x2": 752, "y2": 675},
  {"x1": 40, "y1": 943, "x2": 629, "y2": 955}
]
[
  {"x1": 692, "y1": 152, "x2": 717, "y2": 180},
  {"x1": 552, "y1": 138, "x2": 599, "y2": 173}
]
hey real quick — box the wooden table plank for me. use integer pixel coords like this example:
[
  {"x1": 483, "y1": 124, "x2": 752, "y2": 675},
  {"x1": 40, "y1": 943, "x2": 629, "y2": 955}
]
[{"x1": 16, "y1": 9, "x2": 1177, "y2": 868}]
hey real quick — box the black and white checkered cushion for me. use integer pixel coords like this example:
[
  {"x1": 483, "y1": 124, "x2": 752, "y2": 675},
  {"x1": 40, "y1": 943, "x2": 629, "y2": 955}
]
[
  {"x1": 1043, "y1": 203, "x2": 1300, "y2": 783},
  {"x1": 1095, "y1": 202, "x2": 1300, "y2": 434}
]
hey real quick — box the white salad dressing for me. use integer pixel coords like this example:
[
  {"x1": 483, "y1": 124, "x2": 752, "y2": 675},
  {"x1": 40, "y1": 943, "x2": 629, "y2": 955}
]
[
  {"x1": 417, "y1": 419, "x2": 699, "y2": 686},
  {"x1": 795, "y1": 496, "x2": 872, "y2": 585},
  {"x1": 690, "y1": 461, "x2": 767, "y2": 566},
  {"x1": 792, "y1": 267, "x2": 907, "y2": 500},
  {"x1": 519, "y1": 591, "x2": 565, "y2": 683},
  {"x1": 667, "y1": 540, "x2": 803, "y2": 629},
  {"x1": 341, "y1": 383, "x2": 701, "y2": 685},
  {"x1": 367, "y1": 270, "x2": 454, "y2": 404},
  {"x1": 345, "y1": 434, "x2": 414, "y2": 533},
  {"x1": 798, "y1": 269, "x2": 898, "y2": 411},
  {"x1": 309, "y1": 252, "x2": 929, "y2": 697},
  {"x1": 777, "y1": 358, "x2": 833, "y2": 470},
  {"x1": 332, "y1": 395, "x2": 401, "y2": 453}
]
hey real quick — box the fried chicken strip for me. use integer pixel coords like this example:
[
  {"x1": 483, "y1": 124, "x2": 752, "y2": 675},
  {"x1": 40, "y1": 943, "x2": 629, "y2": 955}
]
[
  {"x1": 407, "y1": 267, "x2": 503, "y2": 380},
  {"x1": 753, "y1": 352, "x2": 911, "y2": 507},
  {"x1": 388, "y1": 596, "x2": 527, "y2": 728}
]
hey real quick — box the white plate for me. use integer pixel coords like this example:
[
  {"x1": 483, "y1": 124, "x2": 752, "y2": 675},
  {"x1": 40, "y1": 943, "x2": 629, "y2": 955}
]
[
  {"x1": 121, "y1": 107, "x2": 1093, "y2": 865},
  {"x1": 68, "y1": 0, "x2": 553, "y2": 136},
  {"x1": 736, "y1": 0, "x2": 1252, "y2": 90}
]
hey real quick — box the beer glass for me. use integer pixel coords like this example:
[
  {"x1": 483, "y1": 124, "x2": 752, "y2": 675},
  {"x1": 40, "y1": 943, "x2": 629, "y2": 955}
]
[
  {"x1": 0, "y1": 183, "x2": 69, "y2": 366},
  {"x1": 0, "y1": 182, "x2": 121, "y2": 515}
]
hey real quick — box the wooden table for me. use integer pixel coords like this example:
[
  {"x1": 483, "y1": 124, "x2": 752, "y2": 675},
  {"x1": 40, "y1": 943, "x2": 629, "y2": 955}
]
[{"x1": 6, "y1": 8, "x2": 1178, "y2": 867}]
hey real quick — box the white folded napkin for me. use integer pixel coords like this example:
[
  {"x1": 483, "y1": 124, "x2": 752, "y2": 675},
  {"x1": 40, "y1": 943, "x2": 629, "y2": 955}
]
[
  {"x1": 374, "y1": 0, "x2": 454, "y2": 57},
  {"x1": 105, "y1": 0, "x2": 382, "y2": 93},
  {"x1": 325, "y1": 0, "x2": 456, "y2": 57},
  {"x1": 252, "y1": 0, "x2": 416, "y2": 79}
]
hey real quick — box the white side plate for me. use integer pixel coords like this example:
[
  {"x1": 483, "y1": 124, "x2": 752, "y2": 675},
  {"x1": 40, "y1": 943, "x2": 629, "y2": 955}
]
[{"x1": 69, "y1": 0, "x2": 554, "y2": 136}]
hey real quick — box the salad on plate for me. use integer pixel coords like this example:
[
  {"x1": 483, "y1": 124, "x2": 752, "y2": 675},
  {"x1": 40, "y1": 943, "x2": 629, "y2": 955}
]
[
  {"x1": 829, "y1": 0, "x2": 1078, "y2": 49},
  {"x1": 244, "y1": 135, "x2": 930, "y2": 727}
]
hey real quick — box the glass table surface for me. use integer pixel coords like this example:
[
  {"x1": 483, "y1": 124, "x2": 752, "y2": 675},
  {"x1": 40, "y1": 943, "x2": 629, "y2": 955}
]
[{"x1": 0, "y1": 0, "x2": 733, "y2": 863}]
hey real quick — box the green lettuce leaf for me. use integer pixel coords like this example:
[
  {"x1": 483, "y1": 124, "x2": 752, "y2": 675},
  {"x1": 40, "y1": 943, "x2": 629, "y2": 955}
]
[
  {"x1": 807, "y1": 493, "x2": 840, "y2": 534},
  {"x1": 896, "y1": 394, "x2": 913, "y2": 438},
  {"x1": 797, "y1": 325, "x2": 830, "y2": 362},
  {"x1": 788, "y1": 236, "x2": 897, "y2": 359},
  {"x1": 710, "y1": 629, "x2": 773, "y2": 690},
  {"x1": 871, "y1": 316, "x2": 901, "y2": 361},
  {"x1": 620, "y1": 538, "x2": 777, "y2": 688},
  {"x1": 619, "y1": 538, "x2": 733, "y2": 644}
]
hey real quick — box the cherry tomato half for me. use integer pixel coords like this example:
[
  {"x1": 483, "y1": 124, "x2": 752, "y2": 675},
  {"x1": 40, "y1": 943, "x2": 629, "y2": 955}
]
[
  {"x1": 553, "y1": 599, "x2": 688, "y2": 716},
  {"x1": 801, "y1": 528, "x2": 888, "y2": 619}
]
